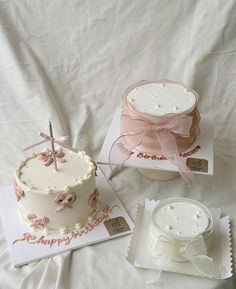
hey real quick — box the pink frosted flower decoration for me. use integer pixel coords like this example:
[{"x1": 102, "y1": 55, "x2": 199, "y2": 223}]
[
  {"x1": 13, "y1": 178, "x2": 25, "y2": 201},
  {"x1": 27, "y1": 213, "x2": 49, "y2": 229},
  {"x1": 37, "y1": 148, "x2": 65, "y2": 166},
  {"x1": 54, "y1": 192, "x2": 76, "y2": 212},
  {"x1": 88, "y1": 189, "x2": 99, "y2": 209}
]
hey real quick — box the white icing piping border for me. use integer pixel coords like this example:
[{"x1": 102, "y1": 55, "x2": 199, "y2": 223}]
[{"x1": 15, "y1": 150, "x2": 97, "y2": 195}]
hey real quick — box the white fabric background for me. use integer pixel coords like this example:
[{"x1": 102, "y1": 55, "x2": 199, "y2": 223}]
[{"x1": 0, "y1": 0, "x2": 235, "y2": 288}]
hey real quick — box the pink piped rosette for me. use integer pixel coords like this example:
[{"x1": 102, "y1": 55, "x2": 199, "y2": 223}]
[
  {"x1": 13, "y1": 178, "x2": 25, "y2": 202},
  {"x1": 88, "y1": 189, "x2": 99, "y2": 210},
  {"x1": 27, "y1": 213, "x2": 49, "y2": 229},
  {"x1": 37, "y1": 148, "x2": 65, "y2": 166}
]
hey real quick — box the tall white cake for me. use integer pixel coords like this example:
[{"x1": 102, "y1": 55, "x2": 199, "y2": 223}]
[{"x1": 13, "y1": 148, "x2": 99, "y2": 233}]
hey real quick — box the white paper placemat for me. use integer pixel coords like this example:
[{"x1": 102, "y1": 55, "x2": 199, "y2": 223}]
[
  {"x1": 127, "y1": 199, "x2": 233, "y2": 279},
  {"x1": 98, "y1": 108, "x2": 214, "y2": 175},
  {"x1": 0, "y1": 167, "x2": 134, "y2": 267}
]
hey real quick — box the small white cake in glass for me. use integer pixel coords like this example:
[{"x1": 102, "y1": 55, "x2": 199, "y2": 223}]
[
  {"x1": 13, "y1": 148, "x2": 99, "y2": 234},
  {"x1": 148, "y1": 198, "x2": 213, "y2": 262}
]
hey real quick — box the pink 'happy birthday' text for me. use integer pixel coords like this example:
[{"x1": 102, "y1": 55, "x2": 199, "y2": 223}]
[{"x1": 13, "y1": 204, "x2": 120, "y2": 248}]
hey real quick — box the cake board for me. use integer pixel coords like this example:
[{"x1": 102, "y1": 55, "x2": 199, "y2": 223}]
[
  {"x1": 97, "y1": 108, "x2": 214, "y2": 179},
  {"x1": 0, "y1": 167, "x2": 134, "y2": 267}
]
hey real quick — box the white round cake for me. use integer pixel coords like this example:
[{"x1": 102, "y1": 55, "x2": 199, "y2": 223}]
[
  {"x1": 148, "y1": 198, "x2": 213, "y2": 262},
  {"x1": 13, "y1": 148, "x2": 99, "y2": 233},
  {"x1": 126, "y1": 82, "x2": 196, "y2": 116}
]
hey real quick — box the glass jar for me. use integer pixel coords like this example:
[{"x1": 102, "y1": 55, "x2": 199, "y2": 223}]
[{"x1": 148, "y1": 198, "x2": 213, "y2": 262}]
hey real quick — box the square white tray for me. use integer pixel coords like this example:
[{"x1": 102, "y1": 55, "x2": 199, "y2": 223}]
[
  {"x1": 0, "y1": 168, "x2": 134, "y2": 267},
  {"x1": 98, "y1": 108, "x2": 214, "y2": 175}
]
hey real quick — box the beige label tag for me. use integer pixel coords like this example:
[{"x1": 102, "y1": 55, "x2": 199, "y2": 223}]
[
  {"x1": 186, "y1": 158, "x2": 208, "y2": 172},
  {"x1": 104, "y1": 217, "x2": 130, "y2": 236}
]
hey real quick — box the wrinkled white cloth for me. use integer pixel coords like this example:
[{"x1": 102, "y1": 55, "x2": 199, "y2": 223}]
[{"x1": 0, "y1": 0, "x2": 235, "y2": 288}]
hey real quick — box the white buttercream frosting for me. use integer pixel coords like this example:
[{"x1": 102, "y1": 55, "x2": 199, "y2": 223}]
[
  {"x1": 16, "y1": 150, "x2": 94, "y2": 194},
  {"x1": 127, "y1": 82, "x2": 196, "y2": 116},
  {"x1": 153, "y1": 201, "x2": 209, "y2": 238},
  {"x1": 19, "y1": 150, "x2": 94, "y2": 193}
]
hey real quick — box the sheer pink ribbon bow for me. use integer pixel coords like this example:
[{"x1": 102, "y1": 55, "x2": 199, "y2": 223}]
[
  {"x1": 23, "y1": 132, "x2": 78, "y2": 153},
  {"x1": 109, "y1": 114, "x2": 193, "y2": 185}
]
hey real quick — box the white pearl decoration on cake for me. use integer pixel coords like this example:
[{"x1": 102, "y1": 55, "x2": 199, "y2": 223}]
[
  {"x1": 148, "y1": 198, "x2": 213, "y2": 262},
  {"x1": 127, "y1": 82, "x2": 196, "y2": 116}
]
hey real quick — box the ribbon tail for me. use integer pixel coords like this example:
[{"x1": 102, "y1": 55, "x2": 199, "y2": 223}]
[
  {"x1": 175, "y1": 159, "x2": 193, "y2": 187},
  {"x1": 23, "y1": 139, "x2": 48, "y2": 151},
  {"x1": 184, "y1": 254, "x2": 223, "y2": 278},
  {"x1": 146, "y1": 249, "x2": 177, "y2": 286},
  {"x1": 181, "y1": 236, "x2": 223, "y2": 278},
  {"x1": 146, "y1": 269, "x2": 162, "y2": 285},
  {"x1": 54, "y1": 140, "x2": 78, "y2": 153},
  {"x1": 146, "y1": 235, "x2": 178, "y2": 285},
  {"x1": 108, "y1": 132, "x2": 144, "y2": 167},
  {"x1": 157, "y1": 130, "x2": 193, "y2": 186},
  {"x1": 146, "y1": 251, "x2": 173, "y2": 285}
]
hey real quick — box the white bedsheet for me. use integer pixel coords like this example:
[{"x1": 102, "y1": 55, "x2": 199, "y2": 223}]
[{"x1": 0, "y1": 1, "x2": 235, "y2": 288}]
